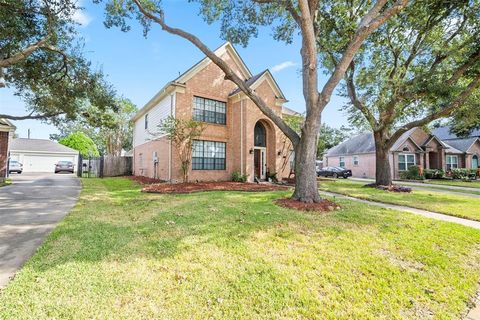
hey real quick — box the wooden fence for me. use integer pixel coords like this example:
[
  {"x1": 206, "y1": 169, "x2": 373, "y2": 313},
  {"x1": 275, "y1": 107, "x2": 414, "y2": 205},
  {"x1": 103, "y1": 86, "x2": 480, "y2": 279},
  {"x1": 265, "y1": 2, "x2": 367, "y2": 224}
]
[{"x1": 77, "y1": 155, "x2": 132, "y2": 178}]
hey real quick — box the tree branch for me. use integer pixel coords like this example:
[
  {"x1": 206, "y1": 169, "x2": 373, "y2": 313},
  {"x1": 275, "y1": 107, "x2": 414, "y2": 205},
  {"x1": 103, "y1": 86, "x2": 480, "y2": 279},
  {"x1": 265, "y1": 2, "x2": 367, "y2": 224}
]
[
  {"x1": 318, "y1": 0, "x2": 408, "y2": 107},
  {"x1": 388, "y1": 73, "x2": 480, "y2": 145},
  {"x1": 0, "y1": 112, "x2": 63, "y2": 120},
  {"x1": 132, "y1": 0, "x2": 301, "y2": 146},
  {"x1": 345, "y1": 63, "x2": 377, "y2": 128},
  {"x1": 0, "y1": 35, "x2": 52, "y2": 68}
]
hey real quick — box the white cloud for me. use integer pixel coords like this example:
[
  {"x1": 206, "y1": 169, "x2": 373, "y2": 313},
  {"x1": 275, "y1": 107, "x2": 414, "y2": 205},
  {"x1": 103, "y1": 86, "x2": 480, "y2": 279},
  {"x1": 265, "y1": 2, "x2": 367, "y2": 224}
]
[
  {"x1": 72, "y1": 9, "x2": 92, "y2": 27},
  {"x1": 271, "y1": 61, "x2": 297, "y2": 73}
]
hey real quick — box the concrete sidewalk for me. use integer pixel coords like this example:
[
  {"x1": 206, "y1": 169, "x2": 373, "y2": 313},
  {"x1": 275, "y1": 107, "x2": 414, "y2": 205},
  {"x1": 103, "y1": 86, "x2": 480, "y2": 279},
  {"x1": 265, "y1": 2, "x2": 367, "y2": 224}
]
[{"x1": 350, "y1": 177, "x2": 480, "y2": 193}]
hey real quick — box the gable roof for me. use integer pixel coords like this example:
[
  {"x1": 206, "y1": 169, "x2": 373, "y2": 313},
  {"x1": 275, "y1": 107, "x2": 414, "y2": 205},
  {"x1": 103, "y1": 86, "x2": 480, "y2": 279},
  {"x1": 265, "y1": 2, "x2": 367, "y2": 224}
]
[
  {"x1": 0, "y1": 118, "x2": 15, "y2": 132},
  {"x1": 444, "y1": 137, "x2": 480, "y2": 153},
  {"x1": 432, "y1": 126, "x2": 480, "y2": 140},
  {"x1": 326, "y1": 132, "x2": 375, "y2": 156},
  {"x1": 133, "y1": 42, "x2": 287, "y2": 121},
  {"x1": 422, "y1": 135, "x2": 447, "y2": 148},
  {"x1": 443, "y1": 141, "x2": 464, "y2": 154},
  {"x1": 390, "y1": 128, "x2": 422, "y2": 151},
  {"x1": 176, "y1": 42, "x2": 252, "y2": 84},
  {"x1": 10, "y1": 138, "x2": 79, "y2": 154},
  {"x1": 229, "y1": 69, "x2": 287, "y2": 100}
]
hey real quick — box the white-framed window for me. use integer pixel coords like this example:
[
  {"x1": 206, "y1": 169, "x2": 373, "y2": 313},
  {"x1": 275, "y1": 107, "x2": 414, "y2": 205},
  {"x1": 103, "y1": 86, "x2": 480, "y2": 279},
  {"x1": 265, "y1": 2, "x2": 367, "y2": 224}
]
[
  {"x1": 398, "y1": 153, "x2": 415, "y2": 171},
  {"x1": 446, "y1": 155, "x2": 458, "y2": 171},
  {"x1": 144, "y1": 114, "x2": 149, "y2": 130},
  {"x1": 353, "y1": 155, "x2": 359, "y2": 166},
  {"x1": 339, "y1": 156, "x2": 345, "y2": 168}
]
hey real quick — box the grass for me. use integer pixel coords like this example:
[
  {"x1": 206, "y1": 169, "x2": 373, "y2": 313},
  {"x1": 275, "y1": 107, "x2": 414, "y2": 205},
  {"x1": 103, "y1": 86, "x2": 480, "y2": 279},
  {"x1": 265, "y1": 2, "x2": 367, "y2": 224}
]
[
  {"x1": 319, "y1": 180, "x2": 480, "y2": 221},
  {"x1": 1, "y1": 178, "x2": 480, "y2": 319},
  {"x1": 0, "y1": 178, "x2": 11, "y2": 187},
  {"x1": 423, "y1": 179, "x2": 480, "y2": 189}
]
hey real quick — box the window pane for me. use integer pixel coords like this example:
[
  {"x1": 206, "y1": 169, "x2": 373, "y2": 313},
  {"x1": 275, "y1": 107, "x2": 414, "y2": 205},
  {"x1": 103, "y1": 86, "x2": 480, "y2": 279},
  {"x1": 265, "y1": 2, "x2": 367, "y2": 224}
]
[
  {"x1": 407, "y1": 155, "x2": 415, "y2": 163},
  {"x1": 192, "y1": 97, "x2": 226, "y2": 125}
]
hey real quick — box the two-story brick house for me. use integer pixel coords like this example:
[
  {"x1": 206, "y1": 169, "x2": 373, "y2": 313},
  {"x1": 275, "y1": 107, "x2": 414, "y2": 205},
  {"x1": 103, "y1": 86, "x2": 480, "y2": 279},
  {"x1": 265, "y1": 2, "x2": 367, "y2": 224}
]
[{"x1": 132, "y1": 42, "x2": 295, "y2": 183}]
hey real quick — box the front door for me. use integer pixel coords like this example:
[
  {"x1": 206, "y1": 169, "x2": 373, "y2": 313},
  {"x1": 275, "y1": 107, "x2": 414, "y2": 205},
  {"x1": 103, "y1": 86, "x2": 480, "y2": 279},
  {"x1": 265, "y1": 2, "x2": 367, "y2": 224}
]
[
  {"x1": 254, "y1": 148, "x2": 266, "y2": 180},
  {"x1": 473, "y1": 155, "x2": 479, "y2": 169}
]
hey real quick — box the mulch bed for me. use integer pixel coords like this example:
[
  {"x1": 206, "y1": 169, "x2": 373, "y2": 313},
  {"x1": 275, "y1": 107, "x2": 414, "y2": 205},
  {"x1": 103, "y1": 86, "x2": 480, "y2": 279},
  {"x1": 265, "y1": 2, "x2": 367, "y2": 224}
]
[
  {"x1": 142, "y1": 181, "x2": 290, "y2": 194},
  {"x1": 364, "y1": 183, "x2": 412, "y2": 193},
  {"x1": 274, "y1": 198, "x2": 340, "y2": 212},
  {"x1": 128, "y1": 176, "x2": 166, "y2": 185}
]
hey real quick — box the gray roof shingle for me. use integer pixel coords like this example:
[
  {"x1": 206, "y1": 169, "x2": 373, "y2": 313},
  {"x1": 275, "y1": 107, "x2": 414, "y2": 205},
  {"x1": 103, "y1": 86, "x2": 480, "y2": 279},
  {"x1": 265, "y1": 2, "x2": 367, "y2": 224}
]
[
  {"x1": 443, "y1": 138, "x2": 479, "y2": 153},
  {"x1": 432, "y1": 126, "x2": 480, "y2": 140},
  {"x1": 10, "y1": 138, "x2": 79, "y2": 154},
  {"x1": 326, "y1": 132, "x2": 375, "y2": 156},
  {"x1": 229, "y1": 70, "x2": 267, "y2": 96}
]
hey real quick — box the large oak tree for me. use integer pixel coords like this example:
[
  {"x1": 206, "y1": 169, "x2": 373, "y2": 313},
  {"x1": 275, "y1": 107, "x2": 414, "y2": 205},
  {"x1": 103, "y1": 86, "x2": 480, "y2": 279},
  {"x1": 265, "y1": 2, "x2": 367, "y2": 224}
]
[
  {"x1": 97, "y1": 0, "x2": 408, "y2": 202},
  {"x1": 0, "y1": 0, "x2": 116, "y2": 123},
  {"x1": 318, "y1": 0, "x2": 480, "y2": 185}
]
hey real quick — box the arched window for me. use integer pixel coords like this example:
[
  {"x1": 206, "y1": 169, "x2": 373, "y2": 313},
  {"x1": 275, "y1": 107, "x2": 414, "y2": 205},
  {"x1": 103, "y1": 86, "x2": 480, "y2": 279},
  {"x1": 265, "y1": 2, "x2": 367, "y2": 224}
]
[
  {"x1": 254, "y1": 122, "x2": 266, "y2": 147},
  {"x1": 403, "y1": 146, "x2": 410, "y2": 152}
]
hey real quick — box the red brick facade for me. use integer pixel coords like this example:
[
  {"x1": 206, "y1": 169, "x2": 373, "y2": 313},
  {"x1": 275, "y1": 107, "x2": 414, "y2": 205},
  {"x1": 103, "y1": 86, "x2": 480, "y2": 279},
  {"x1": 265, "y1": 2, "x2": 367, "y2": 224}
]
[
  {"x1": 0, "y1": 131, "x2": 9, "y2": 181},
  {"x1": 133, "y1": 44, "x2": 293, "y2": 182}
]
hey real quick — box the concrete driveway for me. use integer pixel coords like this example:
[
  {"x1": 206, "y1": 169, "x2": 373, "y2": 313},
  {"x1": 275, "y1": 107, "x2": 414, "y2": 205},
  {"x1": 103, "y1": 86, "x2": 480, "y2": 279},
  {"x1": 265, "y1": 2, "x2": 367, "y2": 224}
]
[{"x1": 0, "y1": 173, "x2": 80, "y2": 288}]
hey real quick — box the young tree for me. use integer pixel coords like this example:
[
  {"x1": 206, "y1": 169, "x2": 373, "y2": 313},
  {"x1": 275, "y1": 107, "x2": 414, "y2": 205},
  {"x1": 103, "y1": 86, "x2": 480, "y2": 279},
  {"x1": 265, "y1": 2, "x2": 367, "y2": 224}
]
[
  {"x1": 59, "y1": 132, "x2": 100, "y2": 158},
  {"x1": 51, "y1": 98, "x2": 138, "y2": 156},
  {"x1": 97, "y1": 0, "x2": 408, "y2": 202},
  {"x1": 0, "y1": 0, "x2": 116, "y2": 122},
  {"x1": 158, "y1": 116, "x2": 205, "y2": 183},
  {"x1": 319, "y1": 0, "x2": 480, "y2": 185}
]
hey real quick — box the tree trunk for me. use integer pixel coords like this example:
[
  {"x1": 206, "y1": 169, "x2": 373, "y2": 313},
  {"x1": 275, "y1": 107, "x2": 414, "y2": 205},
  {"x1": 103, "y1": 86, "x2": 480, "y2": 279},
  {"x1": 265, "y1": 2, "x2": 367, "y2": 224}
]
[
  {"x1": 374, "y1": 131, "x2": 393, "y2": 186},
  {"x1": 292, "y1": 128, "x2": 322, "y2": 203}
]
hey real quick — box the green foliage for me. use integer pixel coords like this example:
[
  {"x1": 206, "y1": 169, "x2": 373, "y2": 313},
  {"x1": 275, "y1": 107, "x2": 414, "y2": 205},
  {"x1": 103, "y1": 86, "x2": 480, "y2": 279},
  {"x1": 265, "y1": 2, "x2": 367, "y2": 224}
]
[
  {"x1": 400, "y1": 166, "x2": 423, "y2": 180},
  {"x1": 450, "y1": 168, "x2": 477, "y2": 180},
  {"x1": 1, "y1": 0, "x2": 117, "y2": 122},
  {"x1": 157, "y1": 116, "x2": 205, "y2": 182},
  {"x1": 424, "y1": 169, "x2": 445, "y2": 180},
  {"x1": 59, "y1": 132, "x2": 100, "y2": 157},
  {"x1": 317, "y1": 124, "x2": 353, "y2": 157},
  {"x1": 449, "y1": 90, "x2": 480, "y2": 137},
  {"x1": 231, "y1": 171, "x2": 248, "y2": 183},
  {"x1": 319, "y1": 0, "x2": 480, "y2": 149},
  {"x1": 51, "y1": 98, "x2": 137, "y2": 155}
]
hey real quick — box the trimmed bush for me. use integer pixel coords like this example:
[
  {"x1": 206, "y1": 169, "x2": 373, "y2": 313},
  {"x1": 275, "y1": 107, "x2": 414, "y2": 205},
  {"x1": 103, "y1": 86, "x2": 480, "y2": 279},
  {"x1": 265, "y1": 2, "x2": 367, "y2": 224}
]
[
  {"x1": 451, "y1": 168, "x2": 477, "y2": 180},
  {"x1": 424, "y1": 169, "x2": 445, "y2": 179},
  {"x1": 231, "y1": 171, "x2": 248, "y2": 182},
  {"x1": 400, "y1": 165, "x2": 424, "y2": 180}
]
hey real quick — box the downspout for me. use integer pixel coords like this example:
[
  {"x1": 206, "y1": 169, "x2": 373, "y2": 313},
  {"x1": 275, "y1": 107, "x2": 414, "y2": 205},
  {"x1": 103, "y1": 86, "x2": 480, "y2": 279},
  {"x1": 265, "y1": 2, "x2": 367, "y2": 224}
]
[
  {"x1": 169, "y1": 93, "x2": 174, "y2": 182},
  {"x1": 240, "y1": 97, "x2": 244, "y2": 175}
]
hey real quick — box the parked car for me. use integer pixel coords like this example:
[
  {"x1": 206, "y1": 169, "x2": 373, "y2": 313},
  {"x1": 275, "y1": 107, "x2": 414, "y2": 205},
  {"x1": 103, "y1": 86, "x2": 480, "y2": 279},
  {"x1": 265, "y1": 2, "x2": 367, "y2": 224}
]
[
  {"x1": 8, "y1": 160, "x2": 23, "y2": 174},
  {"x1": 55, "y1": 161, "x2": 74, "y2": 173},
  {"x1": 317, "y1": 166, "x2": 352, "y2": 179}
]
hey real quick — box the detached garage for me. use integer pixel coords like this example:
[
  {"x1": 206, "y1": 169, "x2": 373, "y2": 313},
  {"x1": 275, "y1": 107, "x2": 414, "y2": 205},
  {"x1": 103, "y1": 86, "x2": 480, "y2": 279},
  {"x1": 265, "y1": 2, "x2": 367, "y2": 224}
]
[{"x1": 10, "y1": 138, "x2": 79, "y2": 173}]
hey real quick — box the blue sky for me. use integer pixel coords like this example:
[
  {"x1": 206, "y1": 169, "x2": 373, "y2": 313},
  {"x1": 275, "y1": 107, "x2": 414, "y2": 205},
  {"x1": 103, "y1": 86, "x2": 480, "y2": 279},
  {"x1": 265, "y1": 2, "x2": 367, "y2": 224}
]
[{"x1": 0, "y1": 0, "x2": 349, "y2": 139}]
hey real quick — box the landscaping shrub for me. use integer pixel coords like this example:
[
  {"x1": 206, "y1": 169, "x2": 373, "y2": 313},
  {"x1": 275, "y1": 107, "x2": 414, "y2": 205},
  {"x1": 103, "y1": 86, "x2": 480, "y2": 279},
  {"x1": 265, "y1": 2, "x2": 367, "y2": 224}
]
[
  {"x1": 231, "y1": 171, "x2": 248, "y2": 182},
  {"x1": 400, "y1": 165, "x2": 424, "y2": 180},
  {"x1": 424, "y1": 169, "x2": 445, "y2": 179},
  {"x1": 451, "y1": 168, "x2": 477, "y2": 180}
]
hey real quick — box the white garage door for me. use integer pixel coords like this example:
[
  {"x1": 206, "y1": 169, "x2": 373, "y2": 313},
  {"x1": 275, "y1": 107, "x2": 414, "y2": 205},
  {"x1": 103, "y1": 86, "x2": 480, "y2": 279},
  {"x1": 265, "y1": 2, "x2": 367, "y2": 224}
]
[{"x1": 23, "y1": 155, "x2": 76, "y2": 173}]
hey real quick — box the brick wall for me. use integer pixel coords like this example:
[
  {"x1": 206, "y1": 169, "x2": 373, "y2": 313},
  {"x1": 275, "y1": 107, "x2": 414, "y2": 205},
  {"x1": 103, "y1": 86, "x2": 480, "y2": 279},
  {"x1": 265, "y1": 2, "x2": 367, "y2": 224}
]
[
  {"x1": 133, "y1": 49, "x2": 292, "y2": 182},
  {"x1": 0, "y1": 131, "x2": 9, "y2": 181}
]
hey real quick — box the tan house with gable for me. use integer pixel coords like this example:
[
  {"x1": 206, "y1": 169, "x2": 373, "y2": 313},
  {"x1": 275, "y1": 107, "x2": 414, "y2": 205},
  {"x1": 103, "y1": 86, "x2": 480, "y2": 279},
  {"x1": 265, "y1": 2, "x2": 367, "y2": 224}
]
[{"x1": 132, "y1": 42, "x2": 295, "y2": 182}]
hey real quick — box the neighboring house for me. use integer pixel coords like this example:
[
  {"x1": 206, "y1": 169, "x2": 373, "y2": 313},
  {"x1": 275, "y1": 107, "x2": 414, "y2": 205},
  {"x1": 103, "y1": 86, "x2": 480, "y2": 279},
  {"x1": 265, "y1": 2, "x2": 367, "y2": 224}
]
[
  {"x1": 0, "y1": 118, "x2": 16, "y2": 181},
  {"x1": 324, "y1": 126, "x2": 480, "y2": 179},
  {"x1": 132, "y1": 42, "x2": 294, "y2": 183},
  {"x1": 10, "y1": 138, "x2": 79, "y2": 173}
]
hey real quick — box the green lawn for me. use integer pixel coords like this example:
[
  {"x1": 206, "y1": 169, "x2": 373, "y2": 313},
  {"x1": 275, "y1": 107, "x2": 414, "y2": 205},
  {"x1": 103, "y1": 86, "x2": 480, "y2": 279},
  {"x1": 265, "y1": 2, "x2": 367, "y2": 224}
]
[
  {"x1": 424, "y1": 179, "x2": 480, "y2": 189},
  {"x1": 0, "y1": 178, "x2": 11, "y2": 187},
  {"x1": 1, "y1": 178, "x2": 480, "y2": 319},
  {"x1": 319, "y1": 180, "x2": 480, "y2": 221}
]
